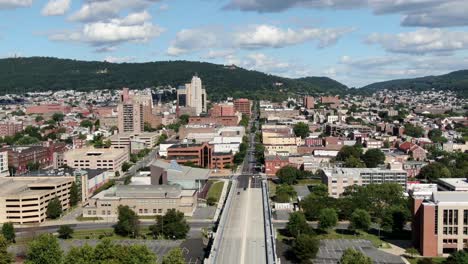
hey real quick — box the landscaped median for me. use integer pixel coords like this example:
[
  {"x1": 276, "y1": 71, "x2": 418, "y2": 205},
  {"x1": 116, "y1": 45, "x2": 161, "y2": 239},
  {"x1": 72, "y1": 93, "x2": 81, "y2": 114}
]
[{"x1": 206, "y1": 180, "x2": 225, "y2": 205}]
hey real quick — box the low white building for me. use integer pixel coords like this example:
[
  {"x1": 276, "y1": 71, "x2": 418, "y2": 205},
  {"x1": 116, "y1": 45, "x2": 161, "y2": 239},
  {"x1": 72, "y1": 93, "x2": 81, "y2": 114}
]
[{"x1": 0, "y1": 151, "x2": 8, "y2": 177}]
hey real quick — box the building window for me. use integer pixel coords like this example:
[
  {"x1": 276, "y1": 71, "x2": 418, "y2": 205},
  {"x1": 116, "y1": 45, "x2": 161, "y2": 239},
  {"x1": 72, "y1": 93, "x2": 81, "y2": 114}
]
[
  {"x1": 144, "y1": 209, "x2": 148, "y2": 214},
  {"x1": 464, "y1": 210, "x2": 468, "y2": 225},
  {"x1": 139, "y1": 209, "x2": 142, "y2": 214}
]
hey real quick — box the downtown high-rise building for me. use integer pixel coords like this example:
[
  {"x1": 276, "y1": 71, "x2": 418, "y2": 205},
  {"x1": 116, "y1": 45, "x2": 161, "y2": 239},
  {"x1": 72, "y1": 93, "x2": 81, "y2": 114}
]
[
  {"x1": 177, "y1": 76, "x2": 207, "y2": 116},
  {"x1": 117, "y1": 88, "x2": 148, "y2": 133}
]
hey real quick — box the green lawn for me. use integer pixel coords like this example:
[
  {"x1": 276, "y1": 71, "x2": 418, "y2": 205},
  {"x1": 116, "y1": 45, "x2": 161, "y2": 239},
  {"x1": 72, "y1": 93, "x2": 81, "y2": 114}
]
[
  {"x1": 295, "y1": 179, "x2": 321, "y2": 186},
  {"x1": 407, "y1": 257, "x2": 445, "y2": 264},
  {"x1": 316, "y1": 230, "x2": 391, "y2": 249},
  {"x1": 268, "y1": 181, "x2": 277, "y2": 197},
  {"x1": 72, "y1": 227, "x2": 152, "y2": 240},
  {"x1": 207, "y1": 181, "x2": 225, "y2": 203},
  {"x1": 76, "y1": 216, "x2": 103, "y2": 221}
]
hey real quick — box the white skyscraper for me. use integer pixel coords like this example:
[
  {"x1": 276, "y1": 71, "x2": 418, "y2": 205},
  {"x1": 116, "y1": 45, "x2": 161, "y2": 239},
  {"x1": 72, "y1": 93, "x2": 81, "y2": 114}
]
[{"x1": 177, "y1": 75, "x2": 207, "y2": 116}]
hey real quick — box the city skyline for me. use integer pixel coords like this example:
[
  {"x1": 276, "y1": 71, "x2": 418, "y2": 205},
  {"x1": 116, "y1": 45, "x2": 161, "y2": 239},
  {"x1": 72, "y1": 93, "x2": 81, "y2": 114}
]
[{"x1": 2, "y1": 0, "x2": 468, "y2": 87}]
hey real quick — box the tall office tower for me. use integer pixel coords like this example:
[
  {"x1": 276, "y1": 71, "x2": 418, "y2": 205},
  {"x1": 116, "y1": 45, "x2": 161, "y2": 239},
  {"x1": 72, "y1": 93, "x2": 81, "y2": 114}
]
[
  {"x1": 117, "y1": 89, "x2": 145, "y2": 133},
  {"x1": 303, "y1": 96, "x2": 315, "y2": 109},
  {"x1": 177, "y1": 76, "x2": 207, "y2": 116}
]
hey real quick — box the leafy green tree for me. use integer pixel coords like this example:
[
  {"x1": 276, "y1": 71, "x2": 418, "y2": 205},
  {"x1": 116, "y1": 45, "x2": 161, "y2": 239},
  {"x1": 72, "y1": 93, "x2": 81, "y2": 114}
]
[
  {"x1": 69, "y1": 182, "x2": 79, "y2": 207},
  {"x1": 162, "y1": 248, "x2": 185, "y2": 264},
  {"x1": 349, "y1": 209, "x2": 371, "y2": 232},
  {"x1": 122, "y1": 162, "x2": 131, "y2": 172},
  {"x1": 417, "y1": 162, "x2": 451, "y2": 181},
  {"x1": 114, "y1": 205, "x2": 139, "y2": 237},
  {"x1": 336, "y1": 145, "x2": 362, "y2": 162},
  {"x1": 344, "y1": 156, "x2": 366, "y2": 168},
  {"x1": 293, "y1": 122, "x2": 310, "y2": 139},
  {"x1": 381, "y1": 206, "x2": 409, "y2": 233},
  {"x1": 52, "y1": 112, "x2": 65, "y2": 123},
  {"x1": 340, "y1": 248, "x2": 372, "y2": 264},
  {"x1": 35, "y1": 116, "x2": 44, "y2": 122},
  {"x1": 275, "y1": 184, "x2": 297, "y2": 203},
  {"x1": 301, "y1": 185, "x2": 337, "y2": 220},
  {"x1": 362, "y1": 149, "x2": 386, "y2": 168},
  {"x1": 292, "y1": 234, "x2": 319, "y2": 264},
  {"x1": 286, "y1": 212, "x2": 311, "y2": 238},
  {"x1": 428, "y1": 129, "x2": 448, "y2": 143},
  {"x1": 46, "y1": 197, "x2": 62, "y2": 219},
  {"x1": 318, "y1": 208, "x2": 338, "y2": 231},
  {"x1": 444, "y1": 250, "x2": 468, "y2": 264},
  {"x1": 157, "y1": 134, "x2": 168, "y2": 145},
  {"x1": 404, "y1": 124, "x2": 424, "y2": 138},
  {"x1": 150, "y1": 209, "x2": 190, "y2": 239},
  {"x1": 179, "y1": 114, "x2": 190, "y2": 125},
  {"x1": 0, "y1": 235, "x2": 13, "y2": 264},
  {"x1": 58, "y1": 225, "x2": 74, "y2": 239},
  {"x1": 276, "y1": 166, "x2": 299, "y2": 185},
  {"x1": 64, "y1": 244, "x2": 95, "y2": 264},
  {"x1": 25, "y1": 234, "x2": 63, "y2": 264},
  {"x1": 1, "y1": 223, "x2": 15, "y2": 243},
  {"x1": 80, "y1": 120, "x2": 94, "y2": 128}
]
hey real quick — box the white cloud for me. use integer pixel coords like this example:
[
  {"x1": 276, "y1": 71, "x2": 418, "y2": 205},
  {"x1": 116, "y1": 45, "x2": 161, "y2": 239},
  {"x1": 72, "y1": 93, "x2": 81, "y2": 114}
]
[
  {"x1": 202, "y1": 49, "x2": 235, "y2": 59},
  {"x1": 225, "y1": 0, "x2": 468, "y2": 27},
  {"x1": 166, "y1": 28, "x2": 219, "y2": 56},
  {"x1": 234, "y1": 24, "x2": 353, "y2": 49},
  {"x1": 0, "y1": 0, "x2": 32, "y2": 9},
  {"x1": 334, "y1": 54, "x2": 468, "y2": 87},
  {"x1": 158, "y1": 3, "x2": 169, "y2": 11},
  {"x1": 41, "y1": 0, "x2": 71, "y2": 16},
  {"x1": 166, "y1": 24, "x2": 351, "y2": 57},
  {"x1": 50, "y1": 12, "x2": 164, "y2": 48},
  {"x1": 69, "y1": 0, "x2": 159, "y2": 22},
  {"x1": 366, "y1": 28, "x2": 468, "y2": 55}
]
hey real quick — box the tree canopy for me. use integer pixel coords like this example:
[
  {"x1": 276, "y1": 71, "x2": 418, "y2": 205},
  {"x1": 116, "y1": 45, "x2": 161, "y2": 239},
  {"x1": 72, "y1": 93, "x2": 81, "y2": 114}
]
[
  {"x1": 293, "y1": 122, "x2": 310, "y2": 139},
  {"x1": 340, "y1": 248, "x2": 373, "y2": 264},
  {"x1": 149, "y1": 209, "x2": 190, "y2": 240},
  {"x1": 25, "y1": 234, "x2": 63, "y2": 264},
  {"x1": 46, "y1": 197, "x2": 62, "y2": 219},
  {"x1": 114, "y1": 205, "x2": 139, "y2": 238},
  {"x1": 287, "y1": 212, "x2": 311, "y2": 238},
  {"x1": 362, "y1": 149, "x2": 386, "y2": 168}
]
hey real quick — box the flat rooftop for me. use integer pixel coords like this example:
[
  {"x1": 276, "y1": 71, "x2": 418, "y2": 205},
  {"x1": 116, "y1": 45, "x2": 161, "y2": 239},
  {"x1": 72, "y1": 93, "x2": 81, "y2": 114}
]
[
  {"x1": 95, "y1": 184, "x2": 195, "y2": 199},
  {"x1": 64, "y1": 147, "x2": 127, "y2": 159},
  {"x1": 438, "y1": 178, "x2": 468, "y2": 190},
  {"x1": 0, "y1": 177, "x2": 73, "y2": 197}
]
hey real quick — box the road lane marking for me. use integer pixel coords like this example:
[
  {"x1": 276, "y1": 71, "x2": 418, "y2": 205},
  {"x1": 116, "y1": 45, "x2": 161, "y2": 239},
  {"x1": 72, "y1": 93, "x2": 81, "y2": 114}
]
[{"x1": 240, "y1": 177, "x2": 252, "y2": 264}]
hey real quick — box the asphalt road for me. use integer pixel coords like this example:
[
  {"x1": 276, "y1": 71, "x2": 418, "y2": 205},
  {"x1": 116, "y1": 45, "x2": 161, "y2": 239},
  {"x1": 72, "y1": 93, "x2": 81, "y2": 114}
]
[{"x1": 215, "y1": 178, "x2": 267, "y2": 264}]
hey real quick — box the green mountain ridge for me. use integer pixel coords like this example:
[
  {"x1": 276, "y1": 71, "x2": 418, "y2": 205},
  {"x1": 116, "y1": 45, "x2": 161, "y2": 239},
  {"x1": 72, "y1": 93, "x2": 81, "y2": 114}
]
[
  {"x1": 358, "y1": 70, "x2": 468, "y2": 98},
  {"x1": 0, "y1": 57, "x2": 348, "y2": 100}
]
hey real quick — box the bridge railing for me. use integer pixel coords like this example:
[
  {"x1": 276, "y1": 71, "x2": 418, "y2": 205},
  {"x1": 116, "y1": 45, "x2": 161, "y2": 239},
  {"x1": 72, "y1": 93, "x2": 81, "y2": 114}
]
[
  {"x1": 205, "y1": 179, "x2": 236, "y2": 264},
  {"x1": 262, "y1": 179, "x2": 280, "y2": 264}
]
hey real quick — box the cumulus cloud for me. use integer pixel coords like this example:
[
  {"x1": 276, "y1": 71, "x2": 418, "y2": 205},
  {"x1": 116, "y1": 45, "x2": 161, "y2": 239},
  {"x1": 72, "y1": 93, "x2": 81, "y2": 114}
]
[
  {"x1": 366, "y1": 28, "x2": 468, "y2": 55},
  {"x1": 41, "y1": 0, "x2": 71, "y2": 16},
  {"x1": 50, "y1": 11, "x2": 164, "y2": 49},
  {"x1": 334, "y1": 54, "x2": 468, "y2": 87},
  {"x1": 166, "y1": 24, "x2": 351, "y2": 57},
  {"x1": 202, "y1": 49, "x2": 235, "y2": 60},
  {"x1": 166, "y1": 28, "x2": 220, "y2": 56},
  {"x1": 69, "y1": 0, "x2": 159, "y2": 22},
  {"x1": 234, "y1": 24, "x2": 353, "y2": 49},
  {"x1": 0, "y1": 0, "x2": 32, "y2": 9},
  {"x1": 224, "y1": 0, "x2": 468, "y2": 27}
]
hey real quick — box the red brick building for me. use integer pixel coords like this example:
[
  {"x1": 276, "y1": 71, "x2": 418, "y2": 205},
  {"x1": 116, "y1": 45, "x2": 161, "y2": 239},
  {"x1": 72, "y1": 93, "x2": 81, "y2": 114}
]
[
  {"x1": 234, "y1": 98, "x2": 251, "y2": 116},
  {"x1": 305, "y1": 137, "x2": 323, "y2": 147},
  {"x1": 399, "y1": 142, "x2": 427, "y2": 161},
  {"x1": 167, "y1": 142, "x2": 233, "y2": 169},
  {"x1": 211, "y1": 104, "x2": 236, "y2": 117},
  {"x1": 303, "y1": 96, "x2": 315, "y2": 109},
  {"x1": 0, "y1": 121, "x2": 23, "y2": 137},
  {"x1": 188, "y1": 116, "x2": 239, "y2": 126},
  {"x1": 265, "y1": 155, "x2": 289, "y2": 176},
  {"x1": 2, "y1": 146, "x2": 51, "y2": 174},
  {"x1": 26, "y1": 104, "x2": 71, "y2": 115}
]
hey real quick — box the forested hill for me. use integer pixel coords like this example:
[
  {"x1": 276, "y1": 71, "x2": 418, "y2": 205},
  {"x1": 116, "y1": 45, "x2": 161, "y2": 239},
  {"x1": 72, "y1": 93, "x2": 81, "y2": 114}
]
[
  {"x1": 0, "y1": 57, "x2": 348, "y2": 100},
  {"x1": 359, "y1": 70, "x2": 468, "y2": 98}
]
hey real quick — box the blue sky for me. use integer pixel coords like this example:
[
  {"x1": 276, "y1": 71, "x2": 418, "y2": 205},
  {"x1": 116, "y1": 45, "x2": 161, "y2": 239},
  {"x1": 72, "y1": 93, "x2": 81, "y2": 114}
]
[{"x1": 2, "y1": 0, "x2": 468, "y2": 87}]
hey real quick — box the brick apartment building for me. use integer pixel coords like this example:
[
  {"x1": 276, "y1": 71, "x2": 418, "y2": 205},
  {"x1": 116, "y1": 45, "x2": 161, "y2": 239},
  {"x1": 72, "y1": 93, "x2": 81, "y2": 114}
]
[
  {"x1": 211, "y1": 103, "x2": 236, "y2": 117},
  {"x1": 303, "y1": 96, "x2": 315, "y2": 109},
  {"x1": 26, "y1": 104, "x2": 71, "y2": 115},
  {"x1": 0, "y1": 121, "x2": 23, "y2": 137},
  {"x1": 167, "y1": 142, "x2": 233, "y2": 169},
  {"x1": 265, "y1": 155, "x2": 290, "y2": 176},
  {"x1": 234, "y1": 98, "x2": 251, "y2": 116},
  {"x1": 2, "y1": 146, "x2": 52, "y2": 174},
  {"x1": 411, "y1": 185, "x2": 468, "y2": 256},
  {"x1": 188, "y1": 116, "x2": 239, "y2": 127}
]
